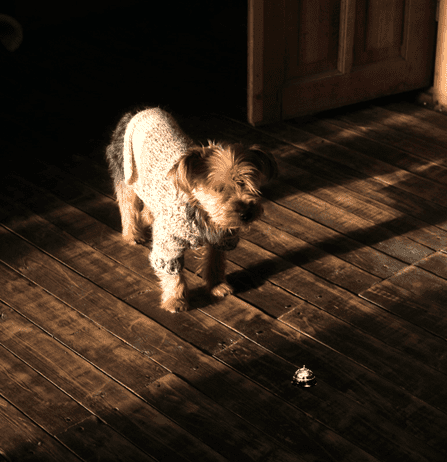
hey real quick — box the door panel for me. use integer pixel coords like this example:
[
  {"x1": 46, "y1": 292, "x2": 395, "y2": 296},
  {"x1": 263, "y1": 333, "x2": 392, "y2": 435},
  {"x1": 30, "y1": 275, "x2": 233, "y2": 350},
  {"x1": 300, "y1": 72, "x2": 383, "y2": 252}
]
[
  {"x1": 248, "y1": 0, "x2": 437, "y2": 125},
  {"x1": 286, "y1": 0, "x2": 341, "y2": 78},
  {"x1": 353, "y1": 0, "x2": 405, "y2": 65}
]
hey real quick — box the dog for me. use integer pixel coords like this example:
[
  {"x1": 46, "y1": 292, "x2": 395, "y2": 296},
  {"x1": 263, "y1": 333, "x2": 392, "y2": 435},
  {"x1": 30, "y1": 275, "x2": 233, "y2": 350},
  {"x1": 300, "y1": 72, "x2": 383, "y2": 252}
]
[{"x1": 105, "y1": 107, "x2": 277, "y2": 312}]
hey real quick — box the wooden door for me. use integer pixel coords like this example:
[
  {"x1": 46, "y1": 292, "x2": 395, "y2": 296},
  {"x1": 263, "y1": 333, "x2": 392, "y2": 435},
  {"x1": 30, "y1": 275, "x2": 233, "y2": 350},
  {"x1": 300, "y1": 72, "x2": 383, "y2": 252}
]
[{"x1": 248, "y1": 0, "x2": 437, "y2": 125}]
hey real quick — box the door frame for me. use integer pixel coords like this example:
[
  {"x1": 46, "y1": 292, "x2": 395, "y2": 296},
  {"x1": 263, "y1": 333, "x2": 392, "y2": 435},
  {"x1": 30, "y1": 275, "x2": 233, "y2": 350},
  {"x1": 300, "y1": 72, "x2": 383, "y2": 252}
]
[
  {"x1": 248, "y1": 0, "x2": 285, "y2": 125},
  {"x1": 434, "y1": 0, "x2": 447, "y2": 110}
]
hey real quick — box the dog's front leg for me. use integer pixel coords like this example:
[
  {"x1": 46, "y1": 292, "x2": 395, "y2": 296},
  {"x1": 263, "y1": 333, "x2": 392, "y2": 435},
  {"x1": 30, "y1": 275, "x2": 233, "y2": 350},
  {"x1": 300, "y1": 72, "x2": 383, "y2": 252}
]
[
  {"x1": 156, "y1": 270, "x2": 189, "y2": 313},
  {"x1": 150, "y1": 226, "x2": 190, "y2": 312},
  {"x1": 203, "y1": 244, "x2": 233, "y2": 298}
]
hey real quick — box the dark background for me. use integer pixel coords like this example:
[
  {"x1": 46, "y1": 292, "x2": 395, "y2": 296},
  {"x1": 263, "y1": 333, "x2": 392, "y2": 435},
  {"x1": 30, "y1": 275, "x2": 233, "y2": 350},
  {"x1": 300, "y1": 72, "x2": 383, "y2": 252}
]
[{"x1": 1, "y1": 1, "x2": 247, "y2": 157}]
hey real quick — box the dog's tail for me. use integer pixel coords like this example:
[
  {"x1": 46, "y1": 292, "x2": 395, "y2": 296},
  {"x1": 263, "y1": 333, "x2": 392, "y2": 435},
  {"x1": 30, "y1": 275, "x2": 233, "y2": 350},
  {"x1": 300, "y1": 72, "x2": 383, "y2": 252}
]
[
  {"x1": 105, "y1": 111, "x2": 138, "y2": 186},
  {"x1": 106, "y1": 107, "x2": 149, "y2": 185}
]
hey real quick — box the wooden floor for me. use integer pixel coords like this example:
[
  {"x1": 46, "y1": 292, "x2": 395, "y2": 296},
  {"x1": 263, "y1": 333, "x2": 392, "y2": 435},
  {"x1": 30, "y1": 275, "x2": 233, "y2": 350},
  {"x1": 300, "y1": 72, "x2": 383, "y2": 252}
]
[{"x1": 2, "y1": 4, "x2": 447, "y2": 462}]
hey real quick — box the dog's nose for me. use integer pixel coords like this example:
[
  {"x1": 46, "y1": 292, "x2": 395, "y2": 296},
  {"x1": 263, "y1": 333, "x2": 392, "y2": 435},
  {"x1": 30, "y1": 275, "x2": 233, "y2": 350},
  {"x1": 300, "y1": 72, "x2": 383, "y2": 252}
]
[
  {"x1": 240, "y1": 209, "x2": 254, "y2": 222},
  {"x1": 239, "y1": 201, "x2": 255, "y2": 222}
]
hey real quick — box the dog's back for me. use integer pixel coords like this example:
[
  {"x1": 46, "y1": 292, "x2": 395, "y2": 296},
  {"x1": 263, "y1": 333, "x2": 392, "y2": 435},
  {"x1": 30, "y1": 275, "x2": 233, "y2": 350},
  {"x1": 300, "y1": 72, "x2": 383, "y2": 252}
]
[
  {"x1": 106, "y1": 107, "x2": 191, "y2": 181},
  {"x1": 106, "y1": 107, "x2": 193, "y2": 205},
  {"x1": 123, "y1": 108, "x2": 192, "y2": 187}
]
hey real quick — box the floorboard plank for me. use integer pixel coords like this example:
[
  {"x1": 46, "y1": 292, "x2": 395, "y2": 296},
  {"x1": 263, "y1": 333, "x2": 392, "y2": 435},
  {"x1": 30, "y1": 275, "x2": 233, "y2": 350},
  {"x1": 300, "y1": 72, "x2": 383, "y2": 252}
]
[
  {"x1": 139, "y1": 374, "x2": 307, "y2": 462},
  {"x1": 277, "y1": 118, "x2": 447, "y2": 207},
  {"x1": 0, "y1": 396, "x2": 82, "y2": 462},
  {"x1": 263, "y1": 176, "x2": 434, "y2": 264},
  {"x1": 360, "y1": 280, "x2": 447, "y2": 338},
  {"x1": 269, "y1": 157, "x2": 445, "y2": 252},
  {"x1": 244, "y1": 220, "x2": 381, "y2": 293},
  {"x1": 320, "y1": 109, "x2": 447, "y2": 169},
  {"x1": 0, "y1": 344, "x2": 154, "y2": 461},
  {"x1": 0, "y1": 302, "x2": 227, "y2": 462},
  {"x1": 361, "y1": 265, "x2": 447, "y2": 338},
  {"x1": 56, "y1": 415, "x2": 157, "y2": 462},
  {"x1": 0, "y1": 345, "x2": 91, "y2": 436},
  {"x1": 416, "y1": 251, "x2": 447, "y2": 279},
  {"x1": 259, "y1": 199, "x2": 406, "y2": 279},
  {"x1": 370, "y1": 103, "x2": 447, "y2": 147},
  {"x1": 304, "y1": 117, "x2": 447, "y2": 186}
]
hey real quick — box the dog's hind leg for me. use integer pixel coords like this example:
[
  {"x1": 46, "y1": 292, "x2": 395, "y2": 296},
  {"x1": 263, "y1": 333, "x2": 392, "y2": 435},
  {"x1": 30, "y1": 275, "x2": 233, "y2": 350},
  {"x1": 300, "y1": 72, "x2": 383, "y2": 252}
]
[
  {"x1": 141, "y1": 204, "x2": 154, "y2": 227},
  {"x1": 116, "y1": 180, "x2": 146, "y2": 245}
]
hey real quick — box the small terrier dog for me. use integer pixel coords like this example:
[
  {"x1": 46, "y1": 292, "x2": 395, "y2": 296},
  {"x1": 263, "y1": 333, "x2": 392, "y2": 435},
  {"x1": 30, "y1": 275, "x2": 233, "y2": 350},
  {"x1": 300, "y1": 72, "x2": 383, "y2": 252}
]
[{"x1": 106, "y1": 107, "x2": 277, "y2": 312}]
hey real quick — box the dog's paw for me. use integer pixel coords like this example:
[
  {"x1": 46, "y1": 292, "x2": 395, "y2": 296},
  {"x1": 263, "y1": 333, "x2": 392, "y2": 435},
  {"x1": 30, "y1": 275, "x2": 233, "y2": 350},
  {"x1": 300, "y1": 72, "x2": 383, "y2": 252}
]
[
  {"x1": 123, "y1": 238, "x2": 139, "y2": 246},
  {"x1": 210, "y1": 282, "x2": 233, "y2": 298},
  {"x1": 123, "y1": 233, "x2": 146, "y2": 246},
  {"x1": 162, "y1": 297, "x2": 189, "y2": 313}
]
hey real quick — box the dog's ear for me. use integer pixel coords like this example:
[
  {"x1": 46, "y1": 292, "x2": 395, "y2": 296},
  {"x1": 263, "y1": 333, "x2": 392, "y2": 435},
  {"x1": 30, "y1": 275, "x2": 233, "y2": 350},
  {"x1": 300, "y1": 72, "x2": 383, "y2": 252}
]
[
  {"x1": 168, "y1": 146, "x2": 207, "y2": 194},
  {"x1": 248, "y1": 145, "x2": 278, "y2": 184}
]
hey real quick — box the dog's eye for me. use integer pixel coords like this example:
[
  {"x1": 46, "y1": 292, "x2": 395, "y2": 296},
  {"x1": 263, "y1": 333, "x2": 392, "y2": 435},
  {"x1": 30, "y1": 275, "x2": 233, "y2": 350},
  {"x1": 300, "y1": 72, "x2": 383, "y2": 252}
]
[
  {"x1": 236, "y1": 180, "x2": 245, "y2": 187},
  {"x1": 214, "y1": 185, "x2": 225, "y2": 193}
]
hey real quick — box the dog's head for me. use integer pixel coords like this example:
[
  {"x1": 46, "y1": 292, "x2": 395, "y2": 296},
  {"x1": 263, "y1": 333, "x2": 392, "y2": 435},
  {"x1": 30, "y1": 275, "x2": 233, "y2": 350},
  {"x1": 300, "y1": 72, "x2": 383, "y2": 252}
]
[{"x1": 168, "y1": 142, "x2": 278, "y2": 230}]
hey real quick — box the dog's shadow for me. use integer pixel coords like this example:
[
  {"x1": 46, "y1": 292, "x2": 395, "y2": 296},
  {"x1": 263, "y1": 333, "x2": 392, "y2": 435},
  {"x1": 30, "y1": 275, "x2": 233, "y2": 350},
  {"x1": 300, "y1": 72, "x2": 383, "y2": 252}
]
[
  {"x1": 188, "y1": 286, "x2": 215, "y2": 310},
  {"x1": 187, "y1": 266, "x2": 265, "y2": 310}
]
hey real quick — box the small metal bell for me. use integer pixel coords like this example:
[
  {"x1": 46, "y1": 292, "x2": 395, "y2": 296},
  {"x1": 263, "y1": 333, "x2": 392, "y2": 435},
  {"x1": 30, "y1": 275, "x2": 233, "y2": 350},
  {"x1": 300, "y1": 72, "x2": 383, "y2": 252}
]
[{"x1": 292, "y1": 365, "x2": 317, "y2": 388}]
